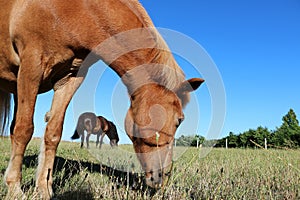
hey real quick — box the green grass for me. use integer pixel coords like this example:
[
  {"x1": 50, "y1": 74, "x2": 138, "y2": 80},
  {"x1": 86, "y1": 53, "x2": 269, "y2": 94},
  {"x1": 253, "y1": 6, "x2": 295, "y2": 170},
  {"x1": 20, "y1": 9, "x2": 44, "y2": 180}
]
[{"x1": 1, "y1": 137, "x2": 299, "y2": 199}]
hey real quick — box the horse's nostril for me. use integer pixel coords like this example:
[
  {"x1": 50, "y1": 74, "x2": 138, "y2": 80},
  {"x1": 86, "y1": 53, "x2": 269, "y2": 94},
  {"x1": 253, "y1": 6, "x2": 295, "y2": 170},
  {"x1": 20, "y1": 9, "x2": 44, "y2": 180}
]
[{"x1": 165, "y1": 171, "x2": 171, "y2": 177}]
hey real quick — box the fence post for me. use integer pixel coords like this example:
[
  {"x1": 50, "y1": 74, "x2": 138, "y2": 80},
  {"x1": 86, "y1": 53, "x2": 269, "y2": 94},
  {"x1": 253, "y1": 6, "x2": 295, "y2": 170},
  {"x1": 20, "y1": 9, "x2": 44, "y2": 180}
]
[{"x1": 265, "y1": 138, "x2": 267, "y2": 149}]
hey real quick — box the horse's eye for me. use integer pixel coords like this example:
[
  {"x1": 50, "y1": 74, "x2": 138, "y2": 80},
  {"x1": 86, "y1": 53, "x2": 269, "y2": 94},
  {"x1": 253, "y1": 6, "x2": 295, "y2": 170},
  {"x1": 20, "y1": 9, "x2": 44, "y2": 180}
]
[{"x1": 176, "y1": 116, "x2": 184, "y2": 128}]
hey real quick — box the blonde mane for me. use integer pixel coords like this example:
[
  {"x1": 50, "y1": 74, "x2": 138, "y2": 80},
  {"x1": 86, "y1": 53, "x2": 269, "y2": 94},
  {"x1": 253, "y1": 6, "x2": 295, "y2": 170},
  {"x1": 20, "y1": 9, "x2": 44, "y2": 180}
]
[{"x1": 120, "y1": 0, "x2": 186, "y2": 92}]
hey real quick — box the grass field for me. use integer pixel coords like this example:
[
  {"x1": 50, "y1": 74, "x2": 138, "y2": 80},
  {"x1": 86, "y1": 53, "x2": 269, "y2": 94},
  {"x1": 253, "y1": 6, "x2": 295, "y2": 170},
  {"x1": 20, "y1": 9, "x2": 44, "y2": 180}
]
[{"x1": 0, "y1": 137, "x2": 299, "y2": 199}]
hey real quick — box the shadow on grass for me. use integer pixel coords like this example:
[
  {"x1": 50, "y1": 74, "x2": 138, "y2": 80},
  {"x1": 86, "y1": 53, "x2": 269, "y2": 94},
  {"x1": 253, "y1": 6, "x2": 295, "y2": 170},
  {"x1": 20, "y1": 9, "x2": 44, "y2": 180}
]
[{"x1": 22, "y1": 155, "x2": 155, "y2": 199}]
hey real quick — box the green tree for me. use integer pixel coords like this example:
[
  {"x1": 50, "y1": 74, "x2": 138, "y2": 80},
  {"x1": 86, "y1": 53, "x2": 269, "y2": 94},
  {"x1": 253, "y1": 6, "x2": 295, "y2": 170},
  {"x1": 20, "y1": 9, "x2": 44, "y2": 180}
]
[
  {"x1": 254, "y1": 126, "x2": 271, "y2": 147},
  {"x1": 228, "y1": 132, "x2": 238, "y2": 148},
  {"x1": 176, "y1": 135, "x2": 195, "y2": 146},
  {"x1": 176, "y1": 135, "x2": 205, "y2": 147},
  {"x1": 215, "y1": 137, "x2": 226, "y2": 147},
  {"x1": 239, "y1": 129, "x2": 256, "y2": 148},
  {"x1": 273, "y1": 109, "x2": 300, "y2": 148},
  {"x1": 191, "y1": 135, "x2": 205, "y2": 147}
]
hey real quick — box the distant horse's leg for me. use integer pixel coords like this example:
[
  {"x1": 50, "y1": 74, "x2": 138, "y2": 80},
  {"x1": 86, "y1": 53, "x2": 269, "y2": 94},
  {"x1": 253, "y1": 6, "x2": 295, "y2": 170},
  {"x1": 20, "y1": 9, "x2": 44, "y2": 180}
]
[
  {"x1": 36, "y1": 76, "x2": 84, "y2": 199},
  {"x1": 96, "y1": 133, "x2": 100, "y2": 147},
  {"x1": 4, "y1": 53, "x2": 43, "y2": 198},
  {"x1": 86, "y1": 132, "x2": 91, "y2": 149},
  {"x1": 99, "y1": 132, "x2": 106, "y2": 149},
  {"x1": 81, "y1": 132, "x2": 85, "y2": 148}
]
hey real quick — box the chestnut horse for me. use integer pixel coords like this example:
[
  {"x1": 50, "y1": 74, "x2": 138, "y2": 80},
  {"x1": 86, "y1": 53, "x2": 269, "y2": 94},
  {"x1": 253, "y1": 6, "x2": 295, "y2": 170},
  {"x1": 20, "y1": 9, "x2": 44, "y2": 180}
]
[
  {"x1": 71, "y1": 112, "x2": 119, "y2": 148},
  {"x1": 0, "y1": 0, "x2": 204, "y2": 199}
]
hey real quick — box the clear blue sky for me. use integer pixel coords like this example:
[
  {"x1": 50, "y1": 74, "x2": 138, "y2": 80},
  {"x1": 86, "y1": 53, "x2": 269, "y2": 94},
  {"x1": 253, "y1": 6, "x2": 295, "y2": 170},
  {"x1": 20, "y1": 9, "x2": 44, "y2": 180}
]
[{"x1": 33, "y1": 0, "x2": 300, "y2": 143}]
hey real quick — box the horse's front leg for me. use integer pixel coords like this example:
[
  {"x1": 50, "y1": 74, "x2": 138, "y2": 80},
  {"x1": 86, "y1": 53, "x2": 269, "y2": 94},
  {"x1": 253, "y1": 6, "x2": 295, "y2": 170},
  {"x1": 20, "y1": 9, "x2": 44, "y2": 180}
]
[
  {"x1": 99, "y1": 132, "x2": 106, "y2": 149},
  {"x1": 36, "y1": 76, "x2": 84, "y2": 199},
  {"x1": 4, "y1": 55, "x2": 43, "y2": 199},
  {"x1": 86, "y1": 132, "x2": 91, "y2": 148},
  {"x1": 96, "y1": 133, "x2": 100, "y2": 147}
]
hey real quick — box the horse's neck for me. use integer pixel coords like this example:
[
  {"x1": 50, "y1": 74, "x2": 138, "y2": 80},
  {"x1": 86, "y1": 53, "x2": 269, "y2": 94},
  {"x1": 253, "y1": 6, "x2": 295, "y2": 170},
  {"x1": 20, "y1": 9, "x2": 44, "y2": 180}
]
[
  {"x1": 84, "y1": 0, "x2": 185, "y2": 91},
  {"x1": 59, "y1": 0, "x2": 185, "y2": 94}
]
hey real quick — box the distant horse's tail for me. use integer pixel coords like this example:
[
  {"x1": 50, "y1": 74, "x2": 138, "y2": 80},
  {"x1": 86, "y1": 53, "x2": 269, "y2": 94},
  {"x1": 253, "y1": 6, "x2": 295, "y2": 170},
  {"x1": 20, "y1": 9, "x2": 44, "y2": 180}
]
[
  {"x1": 0, "y1": 90, "x2": 11, "y2": 136},
  {"x1": 71, "y1": 117, "x2": 81, "y2": 140},
  {"x1": 71, "y1": 129, "x2": 80, "y2": 140},
  {"x1": 71, "y1": 115, "x2": 85, "y2": 140}
]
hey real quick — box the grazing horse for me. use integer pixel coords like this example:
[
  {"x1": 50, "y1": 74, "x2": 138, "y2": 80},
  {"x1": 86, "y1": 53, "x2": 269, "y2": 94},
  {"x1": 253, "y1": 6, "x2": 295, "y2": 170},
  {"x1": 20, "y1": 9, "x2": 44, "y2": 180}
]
[
  {"x1": 71, "y1": 112, "x2": 119, "y2": 149},
  {"x1": 0, "y1": 0, "x2": 204, "y2": 199}
]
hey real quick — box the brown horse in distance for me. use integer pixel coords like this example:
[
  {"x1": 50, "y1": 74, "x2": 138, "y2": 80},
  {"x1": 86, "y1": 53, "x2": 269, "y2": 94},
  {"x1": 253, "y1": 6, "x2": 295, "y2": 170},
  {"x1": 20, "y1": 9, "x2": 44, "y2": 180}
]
[
  {"x1": 0, "y1": 0, "x2": 204, "y2": 199},
  {"x1": 71, "y1": 112, "x2": 119, "y2": 148}
]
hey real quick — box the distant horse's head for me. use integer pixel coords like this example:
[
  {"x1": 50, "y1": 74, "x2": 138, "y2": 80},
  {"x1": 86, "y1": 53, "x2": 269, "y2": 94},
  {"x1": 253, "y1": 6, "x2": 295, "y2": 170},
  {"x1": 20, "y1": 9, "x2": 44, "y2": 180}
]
[
  {"x1": 125, "y1": 78, "x2": 204, "y2": 188},
  {"x1": 107, "y1": 121, "x2": 119, "y2": 147}
]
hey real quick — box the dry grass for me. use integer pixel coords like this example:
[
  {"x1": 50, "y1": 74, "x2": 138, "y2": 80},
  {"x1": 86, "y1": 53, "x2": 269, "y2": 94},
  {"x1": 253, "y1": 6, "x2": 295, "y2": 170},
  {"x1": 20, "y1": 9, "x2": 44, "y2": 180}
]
[{"x1": 1, "y1": 137, "x2": 299, "y2": 199}]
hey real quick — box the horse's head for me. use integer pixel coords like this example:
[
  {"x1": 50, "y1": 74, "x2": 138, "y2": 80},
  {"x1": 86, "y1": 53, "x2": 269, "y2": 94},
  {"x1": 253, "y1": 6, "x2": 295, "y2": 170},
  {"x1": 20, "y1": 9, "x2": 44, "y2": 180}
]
[
  {"x1": 107, "y1": 121, "x2": 119, "y2": 148},
  {"x1": 125, "y1": 78, "x2": 204, "y2": 188}
]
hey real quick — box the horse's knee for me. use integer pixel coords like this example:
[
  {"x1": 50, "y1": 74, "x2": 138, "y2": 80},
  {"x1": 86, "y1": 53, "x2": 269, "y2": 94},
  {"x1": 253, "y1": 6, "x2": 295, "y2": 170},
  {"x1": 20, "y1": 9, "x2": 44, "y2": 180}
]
[
  {"x1": 44, "y1": 130, "x2": 61, "y2": 149},
  {"x1": 44, "y1": 123, "x2": 63, "y2": 148}
]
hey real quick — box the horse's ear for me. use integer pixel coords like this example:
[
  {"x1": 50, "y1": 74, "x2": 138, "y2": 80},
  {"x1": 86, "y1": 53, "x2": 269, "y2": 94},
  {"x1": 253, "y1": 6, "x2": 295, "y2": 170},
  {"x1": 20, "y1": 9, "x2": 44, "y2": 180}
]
[
  {"x1": 177, "y1": 78, "x2": 205, "y2": 93},
  {"x1": 176, "y1": 78, "x2": 204, "y2": 107}
]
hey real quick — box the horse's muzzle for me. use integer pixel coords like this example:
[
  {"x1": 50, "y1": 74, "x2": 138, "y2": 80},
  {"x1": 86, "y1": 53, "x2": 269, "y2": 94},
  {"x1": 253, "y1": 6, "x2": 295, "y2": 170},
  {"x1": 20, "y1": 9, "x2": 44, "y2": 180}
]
[{"x1": 145, "y1": 163, "x2": 172, "y2": 188}]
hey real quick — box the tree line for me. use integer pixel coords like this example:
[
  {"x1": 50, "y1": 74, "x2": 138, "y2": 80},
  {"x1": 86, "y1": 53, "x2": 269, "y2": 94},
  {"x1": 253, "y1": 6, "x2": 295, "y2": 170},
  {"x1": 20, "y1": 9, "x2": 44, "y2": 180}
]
[{"x1": 176, "y1": 109, "x2": 300, "y2": 148}]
